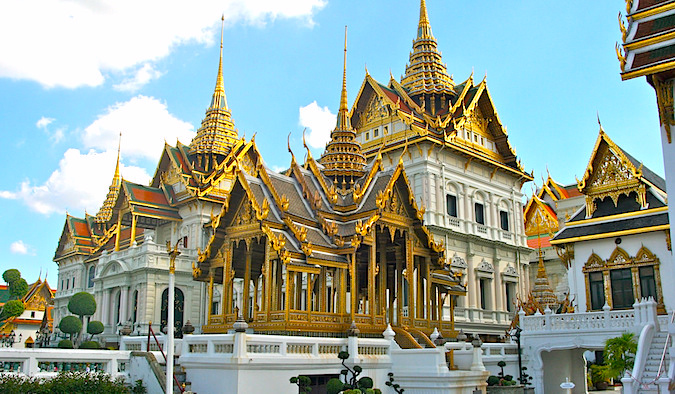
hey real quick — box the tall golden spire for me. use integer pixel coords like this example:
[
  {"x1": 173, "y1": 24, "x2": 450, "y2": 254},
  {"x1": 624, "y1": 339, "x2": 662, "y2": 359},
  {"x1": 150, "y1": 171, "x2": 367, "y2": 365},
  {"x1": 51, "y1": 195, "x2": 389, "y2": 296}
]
[
  {"x1": 531, "y1": 221, "x2": 558, "y2": 311},
  {"x1": 401, "y1": 0, "x2": 455, "y2": 99},
  {"x1": 189, "y1": 15, "x2": 239, "y2": 171},
  {"x1": 418, "y1": 0, "x2": 431, "y2": 39},
  {"x1": 319, "y1": 26, "x2": 366, "y2": 189},
  {"x1": 96, "y1": 132, "x2": 123, "y2": 223}
]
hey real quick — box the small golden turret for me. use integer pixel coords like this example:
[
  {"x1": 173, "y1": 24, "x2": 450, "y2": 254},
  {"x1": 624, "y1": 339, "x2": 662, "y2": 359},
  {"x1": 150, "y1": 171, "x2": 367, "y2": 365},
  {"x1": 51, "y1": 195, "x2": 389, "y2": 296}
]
[
  {"x1": 319, "y1": 26, "x2": 367, "y2": 189},
  {"x1": 95, "y1": 133, "x2": 122, "y2": 223}
]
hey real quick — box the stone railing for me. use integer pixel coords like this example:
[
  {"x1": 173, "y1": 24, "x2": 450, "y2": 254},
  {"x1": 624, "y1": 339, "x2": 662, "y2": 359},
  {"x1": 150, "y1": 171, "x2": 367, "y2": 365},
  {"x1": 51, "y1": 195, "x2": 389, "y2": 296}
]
[
  {"x1": 120, "y1": 335, "x2": 182, "y2": 360},
  {"x1": 0, "y1": 348, "x2": 130, "y2": 379},
  {"x1": 520, "y1": 304, "x2": 635, "y2": 333}
]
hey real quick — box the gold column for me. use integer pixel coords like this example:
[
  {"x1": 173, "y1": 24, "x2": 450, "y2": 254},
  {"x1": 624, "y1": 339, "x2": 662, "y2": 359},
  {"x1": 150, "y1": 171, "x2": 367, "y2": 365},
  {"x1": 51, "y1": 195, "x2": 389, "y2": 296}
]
[
  {"x1": 378, "y1": 234, "x2": 387, "y2": 318},
  {"x1": 603, "y1": 271, "x2": 612, "y2": 309},
  {"x1": 631, "y1": 267, "x2": 640, "y2": 302},
  {"x1": 129, "y1": 214, "x2": 137, "y2": 246},
  {"x1": 406, "y1": 232, "x2": 414, "y2": 321},
  {"x1": 208, "y1": 272, "x2": 214, "y2": 319},
  {"x1": 285, "y1": 267, "x2": 292, "y2": 321},
  {"x1": 369, "y1": 242, "x2": 376, "y2": 321},
  {"x1": 350, "y1": 253, "x2": 357, "y2": 321},
  {"x1": 425, "y1": 256, "x2": 432, "y2": 322},
  {"x1": 114, "y1": 216, "x2": 122, "y2": 251},
  {"x1": 243, "y1": 243, "x2": 252, "y2": 321},
  {"x1": 320, "y1": 268, "x2": 327, "y2": 313},
  {"x1": 224, "y1": 242, "x2": 233, "y2": 315},
  {"x1": 264, "y1": 240, "x2": 271, "y2": 317}
]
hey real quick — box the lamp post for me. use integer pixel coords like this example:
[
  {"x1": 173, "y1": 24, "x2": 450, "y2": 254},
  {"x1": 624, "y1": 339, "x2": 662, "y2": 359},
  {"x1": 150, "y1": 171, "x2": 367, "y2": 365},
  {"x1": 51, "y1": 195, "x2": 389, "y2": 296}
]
[
  {"x1": 35, "y1": 326, "x2": 52, "y2": 348},
  {"x1": 1, "y1": 330, "x2": 22, "y2": 347},
  {"x1": 509, "y1": 325, "x2": 524, "y2": 384},
  {"x1": 165, "y1": 240, "x2": 181, "y2": 394}
]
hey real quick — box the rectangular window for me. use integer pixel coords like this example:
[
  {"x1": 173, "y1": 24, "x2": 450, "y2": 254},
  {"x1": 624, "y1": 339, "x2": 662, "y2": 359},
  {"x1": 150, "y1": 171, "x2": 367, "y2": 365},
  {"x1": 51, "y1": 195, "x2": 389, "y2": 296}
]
[
  {"x1": 479, "y1": 279, "x2": 486, "y2": 309},
  {"x1": 589, "y1": 272, "x2": 605, "y2": 310},
  {"x1": 639, "y1": 266, "x2": 657, "y2": 300},
  {"x1": 365, "y1": 132, "x2": 370, "y2": 141},
  {"x1": 374, "y1": 128, "x2": 379, "y2": 137},
  {"x1": 384, "y1": 126, "x2": 388, "y2": 134},
  {"x1": 475, "y1": 203, "x2": 485, "y2": 225},
  {"x1": 610, "y1": 268, "x2": 634, "y2": 309},
  {"x1": 505, "y1": 283, "x2": 515, "y2": 312},
  {"x1": 446, "y1": 194, "x2": 457, "y2": 217},
  {"x1": 500, "y1": 211, "x2": 509, "y2": 231}
]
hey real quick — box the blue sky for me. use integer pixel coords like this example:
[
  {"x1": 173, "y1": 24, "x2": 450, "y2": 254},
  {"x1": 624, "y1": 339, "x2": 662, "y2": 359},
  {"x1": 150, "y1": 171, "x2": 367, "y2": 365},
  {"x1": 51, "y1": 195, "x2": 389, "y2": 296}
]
[{"x1": 0, "y1": 1, "x2": 660, "y2": 283}]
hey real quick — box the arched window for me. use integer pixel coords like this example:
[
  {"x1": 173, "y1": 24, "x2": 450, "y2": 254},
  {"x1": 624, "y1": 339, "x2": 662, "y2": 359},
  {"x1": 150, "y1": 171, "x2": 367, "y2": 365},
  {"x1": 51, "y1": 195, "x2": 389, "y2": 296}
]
[
  {"x1": 132, "y1": 290, "x2": 139, "y2": 324},
  {"x1": 88, "y1": 266, "x2": 95, "y2": 288},
  {"x1": 161, "y1": 287, "x2": 184, "y2": 338}
]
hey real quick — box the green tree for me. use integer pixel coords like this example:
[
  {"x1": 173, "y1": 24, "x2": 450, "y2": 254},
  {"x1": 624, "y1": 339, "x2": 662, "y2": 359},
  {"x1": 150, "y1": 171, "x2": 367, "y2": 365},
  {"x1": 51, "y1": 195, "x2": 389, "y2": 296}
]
[
  {"x1": 2, "y1": 269, "x2": 20, "y2": 284},
  {"x1": 0, "y1": 300, "x2": 25, "y2": 320},
  {"x1": 87, "y1": 320, "x2": 104, "y2": 340},
  {"x1": 2, "y1": 269, "x2": 28, "y2": 300},
  {"x1": 9, "y1": 278, "x2": 28, "y2": 300},
  {"x1": 68, "y1": 292, "x2": 97, "y2": 343},
  {"x1": 604, "y1": 332, "x2": 637, "y2": 379},
  {"x1": 59, "y1": 316, "x2": 82, "y2": 342}
]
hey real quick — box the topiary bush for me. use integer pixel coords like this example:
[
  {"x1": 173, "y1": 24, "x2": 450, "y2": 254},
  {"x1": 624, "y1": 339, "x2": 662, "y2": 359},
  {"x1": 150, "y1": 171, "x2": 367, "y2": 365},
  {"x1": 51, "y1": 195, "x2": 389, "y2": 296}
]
[
  {"x1": 68, "y1": 292, "x2": 97, "y2": 317},
  {"x1": 79, "y1": 340, "x2": 100, "y2": 349},
  {"x1": 59, "y1": 315, "x2": 82, "y2": 341},
  {"x1": 87, "y1": 320, "x2": 104, "y2": 338},
  {"x1": 58, "y1": 339, "x2": 74, "y2": 349}
]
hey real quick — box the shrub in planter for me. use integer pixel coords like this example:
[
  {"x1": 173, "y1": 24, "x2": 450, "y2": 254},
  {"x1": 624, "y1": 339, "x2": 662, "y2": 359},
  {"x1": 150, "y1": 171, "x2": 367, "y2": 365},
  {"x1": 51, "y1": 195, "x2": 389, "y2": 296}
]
[
  {"x1": 79, "y1": 340, "x2": 100, "y2": 349},
  {"x1": 58, "y1": 339, "x2": 74, "y2": 349}
]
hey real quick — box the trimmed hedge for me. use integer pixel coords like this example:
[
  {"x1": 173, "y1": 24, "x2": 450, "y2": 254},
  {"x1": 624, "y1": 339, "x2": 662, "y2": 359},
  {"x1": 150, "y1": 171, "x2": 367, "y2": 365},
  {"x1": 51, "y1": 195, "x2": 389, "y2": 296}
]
[{"x1": 0, "y1": 371, "x2": 131, "y2": 393}]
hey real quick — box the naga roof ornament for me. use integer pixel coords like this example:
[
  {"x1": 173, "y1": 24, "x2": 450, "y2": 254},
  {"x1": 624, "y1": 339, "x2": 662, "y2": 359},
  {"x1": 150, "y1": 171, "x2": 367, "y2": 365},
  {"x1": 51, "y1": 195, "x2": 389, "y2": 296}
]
[
  {"x1": 189, "y1": 15, "x2": 239, "y2": 169},
  {"x1": 400, "y1": 0, "x2": 455, "y2": 97},
  {"x1": 319, "y1": 26, "x2": 367, "y2": 188}
]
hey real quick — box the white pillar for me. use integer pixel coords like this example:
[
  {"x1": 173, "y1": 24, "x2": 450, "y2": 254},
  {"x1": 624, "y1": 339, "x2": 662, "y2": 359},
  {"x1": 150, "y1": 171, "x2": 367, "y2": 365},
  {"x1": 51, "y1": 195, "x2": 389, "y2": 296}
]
[
  {"x1": 101, "y1": 289, "x2": 110, "y2": 326},
  {"x1": 119, "y1": 286, "x2": 129, "y2": 324}
]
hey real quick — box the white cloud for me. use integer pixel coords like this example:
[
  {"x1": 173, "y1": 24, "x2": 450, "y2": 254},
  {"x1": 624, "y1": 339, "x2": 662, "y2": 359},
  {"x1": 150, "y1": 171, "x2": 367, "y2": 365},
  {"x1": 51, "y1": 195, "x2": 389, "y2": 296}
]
[
  {"x1": 36, "y1": 117, "x2": 54, "y2": 129},
  {"x1": 82, "y1": 95, "x2": 195, "y2": 160},
  {"x1": 113, "y1": 63, "x2": 164, "y2": 92},
  {"x1": 0, "y1": 149, "x2": 151, "y2": 216},
  {"x1": 0, "y1": 0, "x2": 326, "y2": 89},
  {"x1": 10, "y1": 240, "x2": 31, "y2": 255},
  {"x1": 299, "y1": 101, "x2": 335, "y2": 149},
  {"x1": 36, "y1": 116, "x2": 65, "y2": 144}
]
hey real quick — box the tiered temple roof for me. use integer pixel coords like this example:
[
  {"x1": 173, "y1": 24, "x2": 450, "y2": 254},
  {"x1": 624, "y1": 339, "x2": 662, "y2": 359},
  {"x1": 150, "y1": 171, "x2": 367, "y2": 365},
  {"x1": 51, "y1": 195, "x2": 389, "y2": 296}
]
[{"x1": 350, "y1": 0, "x2": 532, "y2": 183}]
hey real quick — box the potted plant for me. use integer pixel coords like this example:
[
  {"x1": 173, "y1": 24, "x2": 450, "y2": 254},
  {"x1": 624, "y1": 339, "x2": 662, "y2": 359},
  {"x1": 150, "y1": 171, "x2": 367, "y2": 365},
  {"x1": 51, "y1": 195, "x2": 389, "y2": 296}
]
[
  {"x1": 486, "y1": 361, "x2": 524, "y2": 393},
  {"x1": 589, "y1": 364, "x2": 611, "y2": 390},
  {"x1": 604, "y1": 332, "x2": 636, "y2": 383}
]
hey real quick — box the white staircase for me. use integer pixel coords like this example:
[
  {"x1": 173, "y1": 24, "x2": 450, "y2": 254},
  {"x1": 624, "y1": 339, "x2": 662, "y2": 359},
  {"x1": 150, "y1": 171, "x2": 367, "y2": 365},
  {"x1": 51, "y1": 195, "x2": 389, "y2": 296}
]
[{"x1": 638, "y1": 331, "x2": 670, "y2": 393}]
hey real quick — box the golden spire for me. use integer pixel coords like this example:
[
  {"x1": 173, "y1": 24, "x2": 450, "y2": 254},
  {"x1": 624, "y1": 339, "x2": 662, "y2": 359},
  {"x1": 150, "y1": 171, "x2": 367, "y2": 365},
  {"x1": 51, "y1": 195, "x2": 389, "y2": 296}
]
[
  {"x1": 95, "y1": 132, "x2": 123, "y2": 223},
  {"x1": 401, "y1": 0, "x2": 455, "y2": 100},
  {"x1": 319, "y1": 26, "x2": 367, "y2": 187},
  {"x1": 418, "y1": 0, "x2": 431, "y2": 39},
  {"x1": 189, "y1": 15, "x2": 239, "y2": 170},
  {"x1": 531, "y1": 221, "x2": 558, "y2": 311}
]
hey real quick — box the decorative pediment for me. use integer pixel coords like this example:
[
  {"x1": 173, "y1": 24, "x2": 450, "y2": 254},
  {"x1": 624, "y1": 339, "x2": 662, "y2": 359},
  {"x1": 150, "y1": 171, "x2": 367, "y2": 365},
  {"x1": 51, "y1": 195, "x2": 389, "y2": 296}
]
[
  {"x1": 231, "y1": 196, "x2": 256, "y2": 227},
  {"x1": 503, "y1": 265, "x2": 518, "y2": 277},
  {"x1": 451, "y1": 253, "x2": 467, "y2": 269},
  {"x1": 383, "y1": 188, "x2": 407, "y2": 216},
  {"x1": 578, "y1": 130, "x2": 647, "y2": 216},
  {"x1": 589, "y1": 147, "x2": 636, "y2": 188},
  {"x1": 524, "y1": 197, "x2": 558, "y2": 236},
  {"x1": 364, "y1": 94, "x2": 390, "y2": 125},
  {"x1": 476, "y1": 259, "x2": 494, "y2": 273},
  {"x1": 584, "y1": 253, "x2": 605, "y2": 271},
  {"x1": 607, "y1": 247, "x2": 630, "y2": 267},
  {"x1": 635, "y1": 245, "x2": 657, "y2": 263}
]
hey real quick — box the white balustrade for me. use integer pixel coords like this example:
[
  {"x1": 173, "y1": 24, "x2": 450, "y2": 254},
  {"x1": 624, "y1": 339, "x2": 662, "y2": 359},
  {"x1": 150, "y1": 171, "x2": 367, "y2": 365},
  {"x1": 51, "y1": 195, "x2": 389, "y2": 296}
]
[{"x1": 0, "y1": 348, "x2": 130, "y2": 380}]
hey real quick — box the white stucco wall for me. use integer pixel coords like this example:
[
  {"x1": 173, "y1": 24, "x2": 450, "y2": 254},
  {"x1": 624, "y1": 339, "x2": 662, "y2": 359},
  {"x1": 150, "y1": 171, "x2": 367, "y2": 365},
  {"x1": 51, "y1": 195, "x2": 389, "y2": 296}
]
[{"x1": 569, "y1": 231, "x2": 672, "y2": 313}]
